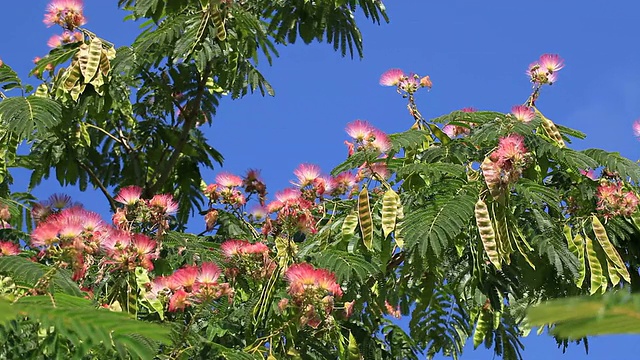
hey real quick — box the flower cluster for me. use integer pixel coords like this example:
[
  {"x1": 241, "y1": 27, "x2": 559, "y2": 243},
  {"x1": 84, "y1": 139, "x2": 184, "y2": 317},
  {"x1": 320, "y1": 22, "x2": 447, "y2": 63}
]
[
  {"x1": 442, "y1": 107, "x2": 477, "y2": 138},
  {"x1": 283, "y1": 263, "x2": 343, "y2": 328},
  {"x1": 43, "y1": 0, "x2": 86, "y2": 31},
  {"x1": 147, "y1": 263, "x2": 233, "y2": 312},
  {"x1": 379, "y1": 68, "x2": 431, "y2": 96},
  {"x1": 47, "y1": 30, "x2": 83, "y2": 48},
  {"x1": 510, "y1": 105, "x2": 535, "y2": 123},
  {"x1": 263, "y1": 188, "x2": 319, "y2": 235},
  {"x1": 112, "y1": 186, "x2": 178, "y2": 233},
  {"x1": 527, "y1": 54, "x2": 564, "y2": 86},
  {"x1": 0, "y1": 241, "x2": 19, "y2": 257},
  {"x1": 481, "y1": 134, "x2": 531, "y2": 197},
  {"x1": 100, "y1": 230, "x2": 158, "y2": 272},
  {"x1": 30, "y1": 199, "x2": 109, "y2": 280},
  {"x1": 344, "y1": 120, "x2": 392, "y2": 156},
  {"x1": 596, "y1": 181, "x2": 639, "y2": 219},
  {"x1": 291, "y1": 163, "x2": 357, "y2": 198},
  {"x1": 633, "y1": 119, "x2": 640, "y2": 140},
  {"x1": 220, "y1": 239, "x2": 275, "y2": 280}
]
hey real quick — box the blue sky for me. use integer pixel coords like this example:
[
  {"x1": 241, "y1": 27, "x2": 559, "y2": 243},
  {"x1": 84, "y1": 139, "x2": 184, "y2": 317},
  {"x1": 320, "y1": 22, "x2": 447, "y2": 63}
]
[{"x1": 2, "y1": 1, "x2": 640, "y2": 358}]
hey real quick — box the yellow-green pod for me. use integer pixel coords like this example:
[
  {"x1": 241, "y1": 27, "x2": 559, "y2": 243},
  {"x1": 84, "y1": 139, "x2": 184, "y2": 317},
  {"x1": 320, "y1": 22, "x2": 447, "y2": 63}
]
[{"x1": 475, "y1": 198, "x2": 501, "y2": 270}]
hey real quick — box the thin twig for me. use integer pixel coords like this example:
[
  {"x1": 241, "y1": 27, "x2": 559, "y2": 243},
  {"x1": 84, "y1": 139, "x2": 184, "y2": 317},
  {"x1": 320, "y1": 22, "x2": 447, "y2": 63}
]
[{"x1": 77, "y1": 160, "x2": 117, "y2": 212}]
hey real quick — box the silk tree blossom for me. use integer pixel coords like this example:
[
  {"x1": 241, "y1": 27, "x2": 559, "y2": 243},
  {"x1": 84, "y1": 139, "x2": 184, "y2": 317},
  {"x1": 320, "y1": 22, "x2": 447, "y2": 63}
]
[
  {"x1": 379, "y1": 68, "x2": 405, "y2": 86},
  {"x1": 43, "y1": 0, "x2": 87, "y2": 31},
  {"x1": 115, "y1": 186, "x2": 143, "y2": 206},
  {"x1": 596, "y1": 181, "x2": 639, "y2": 219},
  {"x1": 216, "y1": 172, "x2": 243, "y2": 188},
  {"x1": 482, "y1": 134, "x2": 532, "y2": 197},
  {"x1": 490, "y1": 134, "x2": 529, "y2": 171},
  {"x1": 633, "y1": 119, "x2": 640, "y2": 138},
  {"x1": 369, "y1": 129, "x2": 392, "y2": 153},
  {"x1": 511, "y1": 105, "x2": 535, "y2": 123},
  {"x1": 148, "y1": 194, "x2": 178, "y2": 215},
  {"x1": 292, "y1": 163, "x2": 321, "y2": 187},
  {"x1": 284, "y1": 263, "x2": 343, "y2": 328},
  {"x1": 579, "y1": 169, "x2": 597, "y2": 180},
  {"x1": 527, "y1": 53, "x2": 564, "y2": 85},
  {"x1": 47, "y1": 31, "x2": 83, "y2": 48},
  {"x1": 219, "y1": 239, "x2": 273, "y2": 279},
  {"x1": 285, "y1": 263, "x2": 343, "y2": 298},
  {"x1": 0, "y1": 241, "x2": 19, "y2": 256},
  {"x1": 345, "y1": 120, "x2": 374, "y2": 141}
]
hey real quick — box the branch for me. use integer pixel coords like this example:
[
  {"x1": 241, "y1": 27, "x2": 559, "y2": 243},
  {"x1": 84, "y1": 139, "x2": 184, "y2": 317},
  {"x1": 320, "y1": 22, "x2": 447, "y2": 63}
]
[
  {"x1": 147, "y1": 64, "x2": 212, "y2": 195},
  {"x1": 77, "y1": 160, "x2": 117, "y2": 212}
]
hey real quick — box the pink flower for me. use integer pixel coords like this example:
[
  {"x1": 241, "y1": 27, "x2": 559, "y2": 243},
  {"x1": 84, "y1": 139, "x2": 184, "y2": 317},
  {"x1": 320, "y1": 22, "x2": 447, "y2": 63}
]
[
  {"x1": 490, "y1": 133, "x2": 529, "y2": 169},
  {"x1": 538, "y1": 53, "x2": 564, "y2": 73},
  {"x1": 345, "y1": 120, "x2": 374, "y2": 142},
  {"x1": 379, "y1": 69, "x2": 405, "y2": 86},
  {"x1": 220, "y1": 239, "x2": 251, "y2": 258},
  {"x1": 579, "y1": 169, "x2": 597, "y2": 180},
  {"x1": 384, "y1": 300, "x2": 401, "y2": 319},
  {"x1": 196, "y1": 262, "x2": 221, "y2": 286},
  {"x1": 528, "y1": 54, "x2": 564, "y2": 85},
  {"x1": 633, "y1": 119, "x2": 640, "y2": 138},
  {"x1": 215, "y1": 172, "x2": 243, "y2": 188},
  {"x1": 292, "y1": 163, "x2": 321, "y2": 187},
  {"x1": 168, "y1": 289, "x2": 190, "y2": 312},
  {"x1": 48, "y1": 193, "x2": 73, "y2": 209},
  {"x1": 461, "y1": 107, "x2": 477, "y2": 113},
  {"x1": 115, "y1": 186, "x2": 143, "y2": 206},
  {"x1": 148, "y1": 194, "x2": 178, "y2": 215},
  {"x1": 47, "y1": 35, "x2": 63, "y2": 48},
  {"x1": 369, "y1": 129, "x2": 392, "y2": 153},
  {"x1": 285, "y1": 263, "x2": 342, "y2": 298},
  {"x1": 43, "y1": 0, "x2": 86, "y2": 30},
  {"x1": 0, "y1": 241, "x2": 19, "y2": 256},
  {"x1": 172, "y1": 265, "x2": 199, "y2": 290},
  {"x1": 511, "y1": 105, "x2": 535, "y2": 123}
]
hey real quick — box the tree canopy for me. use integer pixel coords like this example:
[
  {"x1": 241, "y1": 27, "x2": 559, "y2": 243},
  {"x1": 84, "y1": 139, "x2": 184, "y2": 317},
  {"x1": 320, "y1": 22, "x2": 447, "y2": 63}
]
[{"x1": 0, "y1": 1, "x2": 639, "y2": 359}]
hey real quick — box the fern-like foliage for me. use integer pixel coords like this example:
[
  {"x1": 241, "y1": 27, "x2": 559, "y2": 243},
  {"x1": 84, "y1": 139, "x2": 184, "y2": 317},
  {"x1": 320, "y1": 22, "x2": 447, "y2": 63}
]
[
  {"x1": 0, "y1": 256, "x2": 83, "y2": 297},
  {"x1": 410, "y1": 285, "x2": 470, "y2": 360},
  {"x1": 314, "y1": 249, "x2": 380, "y2": 282},
  {"x1": 0, "y1": 97, "x2": 62, "y2": 139},
  {"x1": 403, "y1": 189, "x2": 477, "y2": 258},
  {"x1": 0, "y1": 294, "x2": 171, "y2": 360}
]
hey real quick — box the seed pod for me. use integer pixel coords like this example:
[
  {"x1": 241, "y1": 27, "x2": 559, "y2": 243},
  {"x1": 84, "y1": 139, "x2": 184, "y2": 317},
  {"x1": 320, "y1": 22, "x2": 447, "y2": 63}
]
[
  {"x1": 565, "y1": 226, "x2": 586, "y2": 287},
  {"x1": 585, "y1": 235, "x2": 607, "y2": 295},
  {"x1": 342, "y1": 211, "x2": 359, "y2": 242},
  {"x1": 592, "y1": 215, "x2": 630, "y2": 283},
  {"x1": 536, "y1": 109, "x2": 565, "y2": 147},
  {"x1": 475, "y1": 198, "x2": 501, "y2": 270},
  {"x1": 481, "y1": 158, "x2": 502, "y2": 199},
  {"x1": 358, "y1": 187, "x2": 373, "y2": 250},
  {"x1": 473, "y1": 309, "x2": 492, "y2": 349},
  {"x1": 381, "y1": 189, "x2": 400, "y2": 238}
]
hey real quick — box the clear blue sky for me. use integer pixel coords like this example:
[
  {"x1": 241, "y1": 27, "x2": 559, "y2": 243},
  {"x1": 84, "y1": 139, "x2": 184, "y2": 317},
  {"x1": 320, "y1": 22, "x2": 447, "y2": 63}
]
[{"x1": 2, "y1": 1, "x2": 640, "y2": 358}]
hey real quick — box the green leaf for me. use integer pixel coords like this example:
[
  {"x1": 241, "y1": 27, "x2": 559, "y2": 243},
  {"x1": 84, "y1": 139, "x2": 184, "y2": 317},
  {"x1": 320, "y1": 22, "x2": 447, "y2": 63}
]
[
  {"x1": 0, "y1": 256, "x2": 83, "y2": 296},
  {"x1": 528, "y1": 291, "x2": 640, "y2": 338},
  {"x1": 0, "y1": 97, "x2": 62, "y2": 138}
]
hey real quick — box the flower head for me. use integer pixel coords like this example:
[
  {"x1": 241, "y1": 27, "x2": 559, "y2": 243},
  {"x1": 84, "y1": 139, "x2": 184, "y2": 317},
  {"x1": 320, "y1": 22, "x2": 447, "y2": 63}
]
[
  {"x1": 528, "y1": 54, "x2": 564, "y2": 85},
  {"x1": 0, "y1": 241, "x2": 19, "y2": 256},
  {"x1": 215, "y1": 172, "x2": 243, "y2": 188},
  {"x1": 292, "y1": 163, "x2": 322, "y2": 188},
  {"x1": 633, "y1": 119, "x2": 640, "y2": 138},
  {"x1": 148, "y1": 194, "x2": 178, "y2": 215},
  {"x1": 379, "y1": 69, "x2": 405, "y2": 86},
  {"x1": 115, "y1": 186, "x2": 143, "y2": 206},
  {"x1": 511, "y1": 105, "x2": 535, "y2": 123},
  {"x1": 43, "y1": 0, "x2": 86, "y2": 30},
  {"x1": 345, "y1": 120, "x2": 373, "y2": 142}
]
